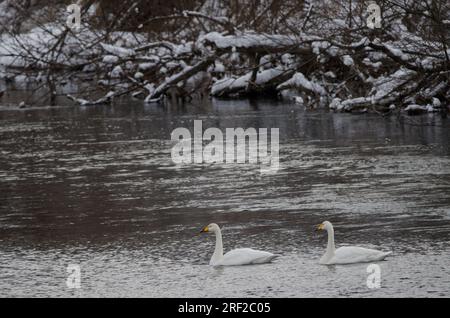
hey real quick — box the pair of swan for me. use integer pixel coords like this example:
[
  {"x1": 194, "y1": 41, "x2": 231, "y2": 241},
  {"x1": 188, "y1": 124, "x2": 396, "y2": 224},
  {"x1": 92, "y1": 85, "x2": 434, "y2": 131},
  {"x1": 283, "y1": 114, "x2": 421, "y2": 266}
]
[{"x1": 200, "y1": 221, "x2": 392, "y2": 266}]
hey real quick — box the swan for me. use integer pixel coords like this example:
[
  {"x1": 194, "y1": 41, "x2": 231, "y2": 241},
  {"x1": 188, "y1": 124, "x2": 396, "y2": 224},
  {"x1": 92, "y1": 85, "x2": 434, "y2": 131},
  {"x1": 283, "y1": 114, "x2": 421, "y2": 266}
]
[
  {"x1": 200, "y1": 223, "x2": 278, "y2": 266},
  {"x1": 317, "y1": 221, "x2": 392, "y2": 265}
]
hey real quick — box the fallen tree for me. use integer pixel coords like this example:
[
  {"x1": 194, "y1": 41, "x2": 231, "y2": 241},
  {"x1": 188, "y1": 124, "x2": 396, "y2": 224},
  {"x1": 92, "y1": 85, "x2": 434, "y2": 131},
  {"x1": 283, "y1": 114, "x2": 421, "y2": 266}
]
[{"x1": 0, "y1": 0, "x2": 448, "y2": 116}]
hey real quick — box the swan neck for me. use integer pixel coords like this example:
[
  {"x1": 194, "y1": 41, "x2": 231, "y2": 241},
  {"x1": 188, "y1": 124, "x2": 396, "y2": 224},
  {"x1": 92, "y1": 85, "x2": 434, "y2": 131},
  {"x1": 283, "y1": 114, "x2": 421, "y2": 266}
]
[
  {"x1": 212, "y1": 228, "x2": 224, "y2": 263},
  {"x1": 326, "y1": 226, "x2": 336, "y2": 255}
]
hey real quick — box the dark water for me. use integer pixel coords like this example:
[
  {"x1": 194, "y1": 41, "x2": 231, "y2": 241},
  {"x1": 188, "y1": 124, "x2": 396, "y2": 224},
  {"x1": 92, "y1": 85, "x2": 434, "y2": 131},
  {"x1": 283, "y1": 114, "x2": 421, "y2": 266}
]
[{"x1": 0, "y1": 99, "x2": 449, "y2": 297}]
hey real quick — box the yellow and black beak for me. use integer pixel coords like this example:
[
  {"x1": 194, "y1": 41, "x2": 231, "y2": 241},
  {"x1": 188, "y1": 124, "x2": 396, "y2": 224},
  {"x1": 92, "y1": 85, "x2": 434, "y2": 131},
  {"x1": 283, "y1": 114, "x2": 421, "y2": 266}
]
[
  {"x1": 200, "y1": 226, "x2": 209, "y2": 233},
  {"x1": 316, "y1": 224, "x2": 325, "y2": 231}
]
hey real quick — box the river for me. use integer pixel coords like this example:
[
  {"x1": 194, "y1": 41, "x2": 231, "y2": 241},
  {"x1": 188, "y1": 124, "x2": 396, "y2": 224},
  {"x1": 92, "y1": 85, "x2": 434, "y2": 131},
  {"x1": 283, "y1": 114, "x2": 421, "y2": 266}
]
[{"x1": 0, "y1": 98, "x2": 449, "y2": 297}]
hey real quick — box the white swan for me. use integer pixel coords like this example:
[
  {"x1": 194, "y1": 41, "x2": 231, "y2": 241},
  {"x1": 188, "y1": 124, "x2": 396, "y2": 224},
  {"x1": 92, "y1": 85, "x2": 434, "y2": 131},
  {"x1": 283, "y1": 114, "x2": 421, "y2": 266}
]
[
  {"x1": 200, "y1": 223, "x2": 278, "y2": 266},
  {"x1": 317, "y1": 221, "x2": 392, "y2": 265}
]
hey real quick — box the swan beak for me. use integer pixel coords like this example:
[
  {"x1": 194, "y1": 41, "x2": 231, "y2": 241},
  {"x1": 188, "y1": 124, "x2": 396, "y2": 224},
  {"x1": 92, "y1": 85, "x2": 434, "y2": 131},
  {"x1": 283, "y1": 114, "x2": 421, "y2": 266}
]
[
  {"x1": 200, "y1": 226, "x2": 209, "y2": 233},
  {"x1": 316, "y1": 224, "x2": 325, "y2": 231}
]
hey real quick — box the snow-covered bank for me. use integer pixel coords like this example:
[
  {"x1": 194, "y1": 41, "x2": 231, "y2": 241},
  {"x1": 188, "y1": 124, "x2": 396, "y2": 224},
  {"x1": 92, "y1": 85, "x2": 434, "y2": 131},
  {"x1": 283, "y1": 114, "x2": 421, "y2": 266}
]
[{"x1": 0, "y1": 0, "x2": 448, "y2": 115}]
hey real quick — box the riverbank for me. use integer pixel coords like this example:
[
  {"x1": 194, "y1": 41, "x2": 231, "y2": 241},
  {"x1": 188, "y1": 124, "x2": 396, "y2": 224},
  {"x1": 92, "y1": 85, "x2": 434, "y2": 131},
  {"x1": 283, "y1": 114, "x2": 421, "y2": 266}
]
[{"x1": 0, "y1": 1, "x2": 449, "y2": 114}]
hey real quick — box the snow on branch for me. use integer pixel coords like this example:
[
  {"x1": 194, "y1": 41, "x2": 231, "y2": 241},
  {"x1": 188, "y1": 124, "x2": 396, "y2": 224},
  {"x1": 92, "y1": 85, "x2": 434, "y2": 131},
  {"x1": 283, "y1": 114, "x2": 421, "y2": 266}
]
[
  {"x1": 146, "y1": 56, "x2": 216, "y2": 102},
  {"x1": 0, "y1": 1, "x2": 448, "y2": 115},
  {"x1": 100, "y1": 43, "x2": 136, "y2": 58},
  {"x1": 200, "y1": 32, "x2": 306, "y2": 54},
  {"x1": 278, "y1": 72, "x2": 327, "y2": 96}
]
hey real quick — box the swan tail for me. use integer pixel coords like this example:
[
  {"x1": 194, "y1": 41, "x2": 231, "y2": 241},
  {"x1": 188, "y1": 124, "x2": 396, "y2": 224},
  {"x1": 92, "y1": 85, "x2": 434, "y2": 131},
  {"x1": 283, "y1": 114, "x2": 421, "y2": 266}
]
[
  {"x1": 251, "y1": 254, "x2": 279, "y2": 264},
  {"x1": 378, "y1": 251, "x2": 393, "y2": 260},
  {"x1": 268, "y1": 254, "x2": 280, "y2": 262}
]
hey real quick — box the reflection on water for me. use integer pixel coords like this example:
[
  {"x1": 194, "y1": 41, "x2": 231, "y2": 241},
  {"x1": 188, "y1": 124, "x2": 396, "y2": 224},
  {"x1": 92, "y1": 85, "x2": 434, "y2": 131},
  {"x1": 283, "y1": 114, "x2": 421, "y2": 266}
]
[{"x1": 0, "y1": 99, "x2": 449, "y2": 297}]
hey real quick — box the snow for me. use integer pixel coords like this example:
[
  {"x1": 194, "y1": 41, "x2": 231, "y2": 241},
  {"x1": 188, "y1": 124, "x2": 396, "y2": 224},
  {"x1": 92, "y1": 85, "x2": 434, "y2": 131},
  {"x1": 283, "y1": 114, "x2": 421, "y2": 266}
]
[
  {"x1": 385, "y1": 44, "x2": 411, "y2": 62},
  {"x1": 139, "y1": 63, "x2": 156, "y2": 71},
  {"x1": 405, "y1": 104, "x2": 427, "y2": 112},
  {"x1": 330, "y1": 97, "x2": 375, "y2": 112},
  {"x1": 67, "y1": 91, "x2": 115, "y2": 106},
  {"x1": 278, "y1": 73, "x2": 326, "y2": 96},
  {"x1": 363, "y1": 58, "x2": 382, "y2": 69},
  {"x1": 281, "y1": 54, "x2": 295, "y2": 67},
  {"x1": 134, "y1": 72, "x2": 144, "y2": 80},
  {"x1": 255, "y1": 68, "x2": 285, "y2": 85},
  {"x1": 0, "y1": 24, "x2": 101, "y2": 70},
  {"x1": 110, "y1": 66, "x2": 124, "y2": 78},
  {"x1": 404, "y1": 104, "x2": 438, "y2": 113},
  {"x1": 213, "y1": 62, "x2": 225, "y2": 73},
  {"x1": 211, "y1": 77, "x2": 235, "y2": 95},
  {"x1": 312, "y1": 41, "x2": 329, "y2": 55},
  {"x1": 324, "y1": 71, "x2": 336, "y2": 78},
  {"x1": 201, "y1": 32, "x2": 297, "y2": 50},
  {"x1": 421, "y1": 57, "x2": 438, "y2": 70},
  {"x1": 103, "y1": 55, "x2": 120, "y2": 64},
  {"x1": 211, "y1": 67, "x2": 284, "y2": 96},
  {"x1": 329, "y1": 98, "x2": 343, "y2": 111},
  {"x1": 342, "y1": 55, "x2": 354, "y2": 66},
  {"x1": 432, "y1": 98, "x2": 441, "y2": 108},
  {"x1": 0, "y1": 2, "x2": 448, "y2": 114},
  {"x1": 370, "y1": 68, "x2": 416, "y2": 101},
  {"x1": 293, "y1": 96, "x2": 304, "y2": 105},
  {"x1": 100, "y1": 43, "x2": 135, "y2": 58}
]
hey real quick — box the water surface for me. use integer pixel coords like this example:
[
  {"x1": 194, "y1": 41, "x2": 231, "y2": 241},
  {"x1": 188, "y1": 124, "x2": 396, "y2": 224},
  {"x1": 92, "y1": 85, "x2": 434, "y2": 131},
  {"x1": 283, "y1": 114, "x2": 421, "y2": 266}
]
[{"x1": 0, "y1": 99, "x2": 449, "y2": 297}]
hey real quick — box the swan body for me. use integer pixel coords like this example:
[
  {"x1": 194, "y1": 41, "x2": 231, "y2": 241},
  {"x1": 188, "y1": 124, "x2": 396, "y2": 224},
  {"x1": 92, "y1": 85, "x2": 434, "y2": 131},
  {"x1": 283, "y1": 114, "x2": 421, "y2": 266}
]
[
  {"x1": 317, "y1": 221, "x2": 392, "y2": 265},
  {"x1": 216, "y1": 248, "x2": 277, "y2": 266},
  {"x1": 200, "y1": 223, "x2": 278, "y2": 266}
]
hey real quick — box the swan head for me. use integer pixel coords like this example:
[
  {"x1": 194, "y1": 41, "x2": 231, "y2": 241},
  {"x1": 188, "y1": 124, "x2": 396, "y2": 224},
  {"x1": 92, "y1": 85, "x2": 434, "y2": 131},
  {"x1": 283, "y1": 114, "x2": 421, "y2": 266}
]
[
  {"x1": 317, "y1": 221, "x2": 332, "y2": 231},
  {"x1": 200, "y1": 223, "x2": 220, "y2": 234}
]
